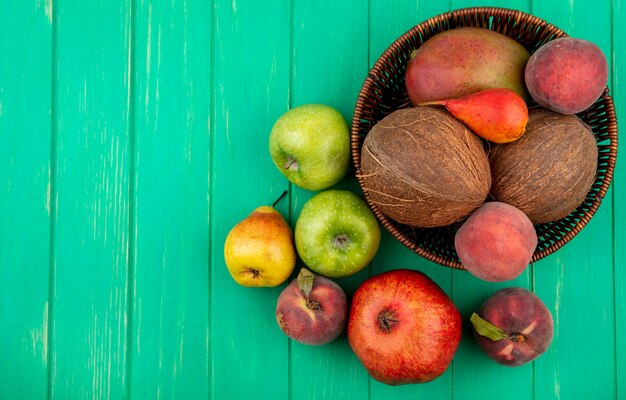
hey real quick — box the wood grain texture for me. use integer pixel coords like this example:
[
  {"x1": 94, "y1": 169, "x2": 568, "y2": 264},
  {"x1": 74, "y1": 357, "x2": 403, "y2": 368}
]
[
  {"x1": 129, "y1": 0, "x2": 211, "y2": 398},
  {"x1": 0, "y1": 1, "x2": 622, "y2": 399},
  {"x1": 209, "y1": 1, "x2": 291, "y2": 399},
  {"x1": 289, "y1": 0, "x2": 369, "y2": 398},
  {"x1": 532, "y1": 1, "x2": 617, "y2": 399},
  {"x1": 49, "y1": 1, "x2": 132, "y2": 398},
  {"x1": 612, "y1": 0, "x2": 625, "y2": 398},
  {"x1": 0, "y1": 1, "x2": 51, "y2": 398}
]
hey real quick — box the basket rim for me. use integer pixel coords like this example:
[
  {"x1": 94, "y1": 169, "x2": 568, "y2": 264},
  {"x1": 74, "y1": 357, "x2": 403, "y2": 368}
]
[{"x1": 350, "y1": 6, "x2": 619, "y2": 270}]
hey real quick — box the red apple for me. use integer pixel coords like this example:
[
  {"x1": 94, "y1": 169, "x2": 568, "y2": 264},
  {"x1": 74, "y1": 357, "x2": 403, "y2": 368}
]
[
  {"x1": 471, "y1": 287, "x2": 554, "y2": 366},
  {"x1": 275, "y1": 268, "x2": 348, "y2": 345},
  {"x1": 347, "y1": 269, "x2": 461, "y2": 385}
]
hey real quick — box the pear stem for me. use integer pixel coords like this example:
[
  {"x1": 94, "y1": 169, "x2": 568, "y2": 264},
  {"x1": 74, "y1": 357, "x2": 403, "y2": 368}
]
[
  {"x1": 417, "y1": 100, "x2": 447, "y2": 107},
  {"x1": 272, "y1": 190, "x2": 288, "y2": 208}
]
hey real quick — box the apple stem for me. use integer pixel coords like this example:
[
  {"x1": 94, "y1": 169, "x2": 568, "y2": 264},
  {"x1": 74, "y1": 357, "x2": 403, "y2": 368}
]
[
  {"x1": 332, "y1": 234, "x2": 350, "y2": 250},
  {"x1": 272, "y1": 190, "x2": 288, "y2": 208},
  {"x1": 284, "y1": 156, "x2": 299, "y2": 172}
]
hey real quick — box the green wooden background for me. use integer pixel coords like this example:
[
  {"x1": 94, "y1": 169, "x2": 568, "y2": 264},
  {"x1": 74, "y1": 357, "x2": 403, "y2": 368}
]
[{"x1": 0, "y1": 0, "x2": 623, "y2": 399}]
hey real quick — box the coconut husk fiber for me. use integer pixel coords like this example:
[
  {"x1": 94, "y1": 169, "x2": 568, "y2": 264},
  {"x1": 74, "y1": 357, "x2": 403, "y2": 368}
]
[
  {"x1": 490, "y1": 108, "x2": 598, "y2": 223},
  {"x1": 360, "y1": 107, "x2": 491, "y2": 228}
]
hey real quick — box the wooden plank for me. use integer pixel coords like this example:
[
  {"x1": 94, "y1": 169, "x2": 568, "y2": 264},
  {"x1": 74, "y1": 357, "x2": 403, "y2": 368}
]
[
  {"x1": 448, "y1": 0, "x2": 530, "y2": 9},
  {"x1": 0, "y1": 1, "x2": 621, "y2": 398},
  {"x1": 452, "y1": 274, "x2": 534, "y2": 399},
  {"x1": 612, "y1": 0, "x2": 624, "y2": 398},
  {"x1": 370, "y1": 0, "x2": 450, "y2": 63},
  {"x1": 129, "y1": 0, "x2": 211, "y2": 398},
  {"x1": 444, "y1": 1, "x2": 535, "y2": 399},
  {"x1": 367, "y1": 1, "x2": 457, "y2": 398},
  {"x1": 288, "y1": 1, "x2": 369, "y2": 399},
  {"x1": 289, "y1": 8, "x2": 369, "y2": 275},
  {"x1": 209, "y1": 1, "x2": 291, "y2": 399},
  {"x1": 49, "y1": 1, "x2": 132, "y2": 398},
  {"x1": 0, "y1": 1, "x2": 51, "y2": 398},
  {"x1": 531, "y1": 1, "x2": 617, "y2": 399}
]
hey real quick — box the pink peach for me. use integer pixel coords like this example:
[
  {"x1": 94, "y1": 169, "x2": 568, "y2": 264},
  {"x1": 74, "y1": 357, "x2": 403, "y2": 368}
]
[{"x1": 455, "y1": 202, "x2": 537, "y2": 282}]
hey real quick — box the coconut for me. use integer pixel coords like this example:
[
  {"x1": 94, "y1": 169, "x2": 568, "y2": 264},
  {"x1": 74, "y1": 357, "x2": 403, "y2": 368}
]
[
  {"x1": 490, "y1": 108, "x2": 598, "y2": 223},
  {"x1": 360, "y1": 107, "x2": 491, "y2": 228}
]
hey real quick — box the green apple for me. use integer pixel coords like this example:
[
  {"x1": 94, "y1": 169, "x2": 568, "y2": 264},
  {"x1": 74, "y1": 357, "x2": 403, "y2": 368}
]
[
  {"x1": 295, "y1": 190, "x2": 381, "y2": 278},
  {"x1": 269, "y1": 104, "x2": 350, "y2": 191}
]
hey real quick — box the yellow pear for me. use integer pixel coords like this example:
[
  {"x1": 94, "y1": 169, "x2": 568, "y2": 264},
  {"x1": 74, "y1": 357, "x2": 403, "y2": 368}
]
[{"x1": 224, "y1": 205, "x2": 296, "y2": 287}]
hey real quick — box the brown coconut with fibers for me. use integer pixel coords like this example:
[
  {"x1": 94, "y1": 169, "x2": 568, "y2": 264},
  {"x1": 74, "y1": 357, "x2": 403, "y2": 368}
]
[
  {"x1": 489, "y1": 108, "x2": 597, "y2": 224},
  {"x1": 360, "y1": 107, "x2": 491, "y2": 228}
]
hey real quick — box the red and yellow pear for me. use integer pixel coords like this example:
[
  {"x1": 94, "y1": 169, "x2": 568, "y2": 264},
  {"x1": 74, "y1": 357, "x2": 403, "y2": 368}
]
[
  {"x1": 224, "y1": 192, "x2": 296, "y2": 287},
  {"x1": 420, "y1": 88, "x2": 529, "y2": 144}
]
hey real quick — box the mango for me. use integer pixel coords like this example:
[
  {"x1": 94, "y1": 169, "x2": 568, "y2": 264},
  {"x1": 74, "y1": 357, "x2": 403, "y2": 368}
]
[{"x1": 405, "y1": 27, "x2": 530, "y2": 105}]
